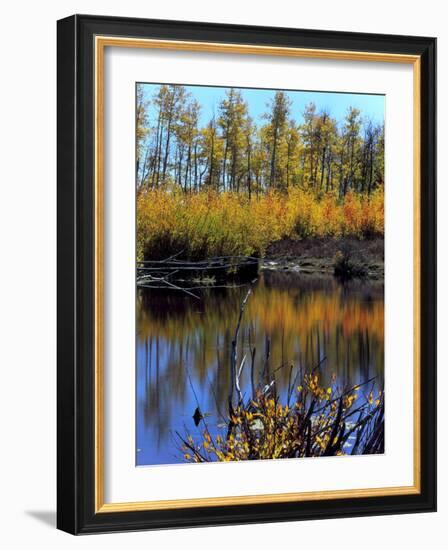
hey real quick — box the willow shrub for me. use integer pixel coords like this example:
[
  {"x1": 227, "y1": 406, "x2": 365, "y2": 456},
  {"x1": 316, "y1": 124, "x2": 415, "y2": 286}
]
[
  {"x1": 137, "y1": 186, "x2": 384, "y2": 262},
  {"x1": 179, "y1": 372, "x2": 385, "y2": 461}
]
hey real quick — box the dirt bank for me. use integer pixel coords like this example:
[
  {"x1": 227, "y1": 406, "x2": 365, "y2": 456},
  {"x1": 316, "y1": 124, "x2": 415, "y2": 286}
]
[{"x1": 263, "y1": 236, "x2": 384, "y2": 279}]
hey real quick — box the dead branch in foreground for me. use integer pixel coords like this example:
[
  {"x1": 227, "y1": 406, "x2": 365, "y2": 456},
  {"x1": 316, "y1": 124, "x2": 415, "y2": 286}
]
[{"x1": 177, "y1": 288, "x2": 384, "y2": 462}]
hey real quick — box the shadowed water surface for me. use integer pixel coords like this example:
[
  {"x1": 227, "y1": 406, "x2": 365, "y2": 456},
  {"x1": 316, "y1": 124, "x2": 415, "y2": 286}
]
[{"x1": 136, "y1": 271, "x2": 384, "y2": 466}]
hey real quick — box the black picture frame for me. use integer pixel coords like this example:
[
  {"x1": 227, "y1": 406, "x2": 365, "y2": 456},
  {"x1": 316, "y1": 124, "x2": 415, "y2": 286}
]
[{"x1": 57, "y1": 14, "x2": 436, "y2": 534}]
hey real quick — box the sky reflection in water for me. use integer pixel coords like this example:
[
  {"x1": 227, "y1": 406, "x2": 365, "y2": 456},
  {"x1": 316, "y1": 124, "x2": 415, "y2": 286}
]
[{"x1": 136, "y1": 272, "x2": 384, "y2": 466}]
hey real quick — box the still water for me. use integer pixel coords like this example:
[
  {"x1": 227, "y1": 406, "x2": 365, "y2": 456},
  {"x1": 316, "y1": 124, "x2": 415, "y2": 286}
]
[{"x1": 136, "y1": 271, "x2": 384, "y2": 466}]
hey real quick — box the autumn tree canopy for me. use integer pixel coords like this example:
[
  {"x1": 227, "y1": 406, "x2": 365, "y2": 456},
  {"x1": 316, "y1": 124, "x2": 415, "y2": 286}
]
[{"x1": 136, "y1": 84, "x2": 384, "y2": 198}]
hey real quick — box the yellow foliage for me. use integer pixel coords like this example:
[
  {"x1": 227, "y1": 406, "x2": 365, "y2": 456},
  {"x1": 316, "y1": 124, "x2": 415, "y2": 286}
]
[
  {"x1": 136, "y1": 187, "x2": 384, "y2": 262},
  {"x1": 181, "y1": 379, "x2": 384, "y2": 462}
]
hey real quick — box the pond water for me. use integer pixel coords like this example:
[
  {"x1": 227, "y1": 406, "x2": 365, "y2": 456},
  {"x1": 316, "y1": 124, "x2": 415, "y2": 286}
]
[{"x1": 136, "y1": 271, "x2": 384, "y2": 466}]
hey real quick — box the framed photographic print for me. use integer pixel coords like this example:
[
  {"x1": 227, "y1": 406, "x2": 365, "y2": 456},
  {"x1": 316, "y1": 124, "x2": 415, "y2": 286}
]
[{"x1": 57, "y1": 14, "x2": 436, "y2": 534}]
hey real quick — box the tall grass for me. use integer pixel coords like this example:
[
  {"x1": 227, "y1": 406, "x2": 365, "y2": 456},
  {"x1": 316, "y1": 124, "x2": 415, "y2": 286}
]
[{"x1": 137, "y1": 187, "x2": 384, "y2": 261}]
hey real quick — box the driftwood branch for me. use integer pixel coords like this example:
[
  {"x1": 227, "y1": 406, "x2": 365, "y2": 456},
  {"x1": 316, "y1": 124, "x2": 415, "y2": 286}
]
[{"x1": 137, "y1": 255, "x2": 259, "y2": 298}]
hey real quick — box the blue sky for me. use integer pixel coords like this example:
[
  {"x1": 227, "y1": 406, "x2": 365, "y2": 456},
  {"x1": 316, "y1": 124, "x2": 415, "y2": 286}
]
[{"x1": 140, "y1": 83, "x2": 385, "y2": 128}]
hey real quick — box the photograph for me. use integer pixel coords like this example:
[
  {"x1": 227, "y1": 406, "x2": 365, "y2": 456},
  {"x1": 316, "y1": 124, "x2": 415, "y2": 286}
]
[
  {"x1": 54, "y1": 12, "x2": 436, "y2": 535},
  {"x1": 135, "y1": 82, "x2": 386, "y2": 467}
]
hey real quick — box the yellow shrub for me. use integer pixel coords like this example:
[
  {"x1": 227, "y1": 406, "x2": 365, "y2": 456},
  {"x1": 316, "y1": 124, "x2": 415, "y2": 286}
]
[{"x1": 136, "y1": 186, "x2": 384, "y2": 261}]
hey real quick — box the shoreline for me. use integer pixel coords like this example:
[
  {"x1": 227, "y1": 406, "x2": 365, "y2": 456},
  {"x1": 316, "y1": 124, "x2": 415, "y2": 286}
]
[
  {"x1": 137, "y1": 236, "x2": 385, "y2": 291},
  {"x1": 261, "y1": 236, "x2": 384, "y2": 280}
]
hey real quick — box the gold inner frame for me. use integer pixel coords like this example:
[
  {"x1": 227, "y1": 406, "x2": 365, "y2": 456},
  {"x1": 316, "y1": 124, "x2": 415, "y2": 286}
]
[{"x1": 94, "y1": 36, "x2": 421, "y2": 513}]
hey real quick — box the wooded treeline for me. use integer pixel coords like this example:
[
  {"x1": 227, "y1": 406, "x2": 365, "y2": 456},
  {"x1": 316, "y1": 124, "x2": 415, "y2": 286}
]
[{"x1": 137, "y1": 84, "x2": 384, "y2": 198}]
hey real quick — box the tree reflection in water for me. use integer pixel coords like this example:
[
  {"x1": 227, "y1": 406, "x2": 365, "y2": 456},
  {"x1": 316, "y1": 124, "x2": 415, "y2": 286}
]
[{"x1": 136, "y1": 271, "x2": 384, "y2": 466}]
